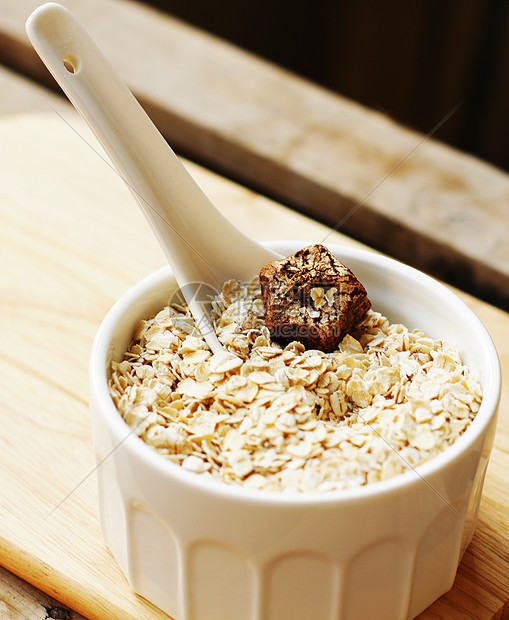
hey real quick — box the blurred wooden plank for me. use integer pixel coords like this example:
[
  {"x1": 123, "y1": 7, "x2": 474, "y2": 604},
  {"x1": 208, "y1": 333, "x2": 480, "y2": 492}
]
[
  {"x1": 2, "y1": 0, "x2": 509, "y2": 309},
  {"x1": 142, "y1": 0, "x2": 488, "y2": 155},
  {"x1": 0, "y1": 63, "x2": 68, "y2": 115}
]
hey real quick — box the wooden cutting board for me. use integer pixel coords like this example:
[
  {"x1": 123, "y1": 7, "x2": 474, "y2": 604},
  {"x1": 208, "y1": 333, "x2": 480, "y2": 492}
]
[{"x1": 0, "y1": 113, "x2": 507, "y2": 620}]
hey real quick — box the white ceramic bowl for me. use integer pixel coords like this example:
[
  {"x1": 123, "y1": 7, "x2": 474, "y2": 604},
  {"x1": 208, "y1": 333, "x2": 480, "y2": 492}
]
[{"x1": 89, "y1": 241, "x2": 500, "y2": 620}]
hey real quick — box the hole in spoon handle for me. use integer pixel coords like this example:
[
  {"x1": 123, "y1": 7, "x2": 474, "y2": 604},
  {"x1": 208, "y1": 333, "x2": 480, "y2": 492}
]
[{"x1": 63, "y1": 54, "x2": 79, "y2": 74}]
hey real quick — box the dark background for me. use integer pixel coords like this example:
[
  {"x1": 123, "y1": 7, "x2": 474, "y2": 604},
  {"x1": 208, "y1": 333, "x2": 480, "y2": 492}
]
[{"x1": 142, "y1": 0, "x2": 509, "y2": 173}]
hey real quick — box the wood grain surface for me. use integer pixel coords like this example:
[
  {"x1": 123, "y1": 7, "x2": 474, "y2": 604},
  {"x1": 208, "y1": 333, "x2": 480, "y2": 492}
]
[
  {"x1": 0, "y1": 565, "x2": 87, "y2": 620},
  {"x1": 1, "y1": 0, "x2": 509, "y2": 309},
  {"x1": 0, "y1": 102, "x2": 507, "y2": 619}
]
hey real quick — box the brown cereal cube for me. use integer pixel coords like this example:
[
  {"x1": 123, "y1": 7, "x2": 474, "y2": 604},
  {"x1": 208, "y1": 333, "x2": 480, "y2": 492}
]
[{"x1": 259, "y1": 244, "x2": 371, "y2": 352}]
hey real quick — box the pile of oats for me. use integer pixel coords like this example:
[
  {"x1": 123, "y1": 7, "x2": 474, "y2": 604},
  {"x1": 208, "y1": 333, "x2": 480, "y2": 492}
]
[{"x1": 108, "y1": 279, "x2": 482, "y2": 492}]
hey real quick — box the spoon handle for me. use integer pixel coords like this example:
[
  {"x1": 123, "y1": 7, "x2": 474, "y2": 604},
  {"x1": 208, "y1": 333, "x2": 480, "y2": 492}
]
[{"x1": 26, "y1": 2, "x2": 278, "y2": 292}]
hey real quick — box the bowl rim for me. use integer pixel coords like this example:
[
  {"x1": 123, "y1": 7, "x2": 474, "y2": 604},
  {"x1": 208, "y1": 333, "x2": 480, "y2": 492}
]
[{"x1": 89, "y1": 242, "x2": 501, "y2": 506}]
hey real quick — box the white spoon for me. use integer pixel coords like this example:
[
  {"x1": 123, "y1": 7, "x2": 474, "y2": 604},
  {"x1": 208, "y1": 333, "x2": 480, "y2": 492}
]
[{"x1": 26, "y1": 2, "x2": 281, "y2": 353}]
